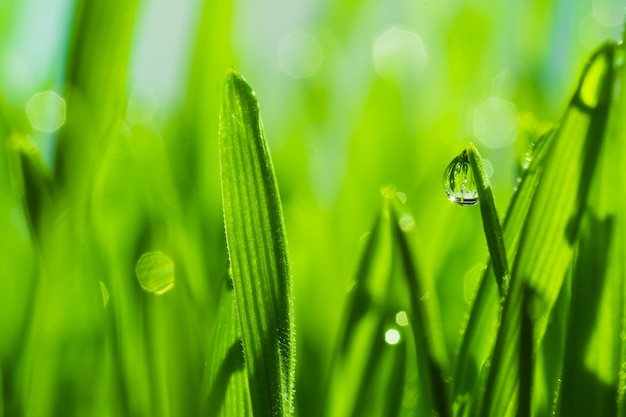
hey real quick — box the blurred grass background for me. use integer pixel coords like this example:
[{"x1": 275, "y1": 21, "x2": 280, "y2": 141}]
[{"x1": 1, "y1": 0, "x2": 625, "y2": 415}]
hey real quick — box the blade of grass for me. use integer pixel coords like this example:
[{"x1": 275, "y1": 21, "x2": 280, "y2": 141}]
[
  {"x1": 608, "y1": 32, "x2": 626, "y2": 417},
  {"x1": 55, "y1": 0, "x2": 139, "y2": 201},
  {"x1": 390, "y1": 205, "x2": 450, "y2": 417},
  {"x1": 480, "y1": 42, "x2": 615, "y2": 417},
  {"x1": 452, "y1": 128, "x2": 553, "y2": 417},
  {"x1": 204, "y1": 278, "x2": 252, "y2": 417},
  {"x1": 7, "y1": 134, "x2": 53, "y2": 243},
  {"x1": 325, "y1": 203, "x2": 411, "y2": 417},
  {"x1": 559, "y1": 36, "x2": 626, "y2": 417},
  {"x1": 465, "y1": 142, "x2": 509, "y2": 298},
  {"x1": 219, "y1": 69, "x2": 295, "y2": 417}
]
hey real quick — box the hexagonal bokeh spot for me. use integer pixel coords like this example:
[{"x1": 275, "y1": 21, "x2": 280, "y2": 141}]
[
  {"x1": 373, "y1": 27, "x2": 428, "y2": 80},
  {"x1": 473, "y1": 97, "x2": 519, "y2": 148},
  {"x1": 135, "y1": 251, "x2": 175, "y2": 295},
  {"x1": 26, "y1": 91, "x2": 66, "y2": 133}
]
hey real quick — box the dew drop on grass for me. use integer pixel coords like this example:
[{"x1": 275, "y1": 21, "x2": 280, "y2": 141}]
[
  {"x1": 135, "y1": 251, "x2": 175, "y2": 295},
  {"x1": 443, "y1": 149, "x2": 479, "y2": 206},
  {"x1": 521, "y1": 142, "x2": 534, "y2": 170}
]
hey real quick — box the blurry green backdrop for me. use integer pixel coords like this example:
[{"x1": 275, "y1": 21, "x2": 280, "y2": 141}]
[{"x1": 1, "y1": 0, "x2": 625, "y2": 415}]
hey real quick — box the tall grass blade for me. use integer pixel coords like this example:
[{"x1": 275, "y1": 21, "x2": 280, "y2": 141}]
[
  {"x1": 390, "y1": 206, "x2": 449, "y2": 417},
  {"x1": 465, "y1": 142, "x2": 508, "y2": 297},
  {"x1": 559, "y1": 37, "x2": 626, "y2": 417},
  {"x1": 219, "y1": 69, "x2": 296, "y2": 417},
  {"x1": 7, "y1": 134, "x2": 53, "y2": 242},
  {"x1": 325, "y1": 206, "x2": 410, "y2": 417},
  {"x1": 480, "y1": 42, "x2": 615, "y2": 417},
  {"x1": 55, "y1": 0, "x2": 139, "y2": 200},
  {"x1": 452, "y1": 128, "x2": 552, "y2": 417}
]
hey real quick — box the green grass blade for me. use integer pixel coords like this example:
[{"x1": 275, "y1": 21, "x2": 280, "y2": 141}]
[
  {"x1": 451, "y1": 128, "x2": 552, "y2": 416},
  {"x1": 390, "y1": 206, "x2": 450, "y2": 417},
  {"x1": 480, "y1": 42, "x2": 615, "y2": 417},
  {"x1": 219, "y1": 69, "x2": 296, "y2": 417},
  {"x1": 325, "y1": 205, "x2": 410, "y2": 417},
  {"x1": 452, "y1": 131, "x2": 552, "y2": 414},
  {"x1": 559, "y1": 38, "x2": 626, "y2": 417},
  {"x1": 205, "y1": 281, "x2": 252, "y2": 416},
  {"x1": 55, "y1": 0, "x2": 139, "y2": 199},
  {"x1": 7, "y1": 134, "x2": 53, "y2": 242},
  {"x1": 599, "y1": 34, "x2": 626, "y2": 417},
  {"x1": 465, "y1": 142, "x2": 509, "y2": 297}
]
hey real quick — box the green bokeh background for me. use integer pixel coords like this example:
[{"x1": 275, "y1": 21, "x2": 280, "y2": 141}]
[{"x1": 1, "y1": 0, "x2": 625, "y2": 415}]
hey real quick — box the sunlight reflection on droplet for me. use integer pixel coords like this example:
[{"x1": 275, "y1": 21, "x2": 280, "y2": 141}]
[
  {"x1": 135, "y1": 251, "x2": 175, "y2": 295},
  {"x1": 443, "y1": 150, "x2": 479, "y2": 206},
  {"x1": 395, "y1": 311, "x2": 409, "y2": 326},
  {"x1": 474, "y1": 97, "x2": 519, "y2": 148},
  {"x1": 278, "y1": 31, "x2": 324, "y2": 78},
  {"x1": 384, "y1": 328, "x2": 401, "y2": 345},
  {"x1": 373, "y1": 27, "x2": 428, "y2": 80},
  {"x1": 26, "y1": 91, "x2": 66, "y2": 132},
  {"x1": 126, "y1": 84, "x2": 158, "y2": 124}
]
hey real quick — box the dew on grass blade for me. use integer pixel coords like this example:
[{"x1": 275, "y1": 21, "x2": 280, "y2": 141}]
[
  {"x1": 135, "y1": 251, "x2": 175, "y2": 295},
  {"x1": 25, "y1": 91, "x2": 66, "y2": 132},
  {"x1": 521, "y1": 142, "x2": 535, "y2": 170},
  {"x1": 443, "y1": 149, "x2": 479, "y2": 206}
]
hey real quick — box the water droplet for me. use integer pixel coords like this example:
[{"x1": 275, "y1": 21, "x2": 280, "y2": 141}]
[
  {"x1": 521, "y1": 142, "x2": 535, "y2": 170},
  {"x1": 384, "y1": 328, "x2": 401, "y2": 345},
  {"x1": 135, "y1": 251, "x2": 175, "y2": 295},
  {"x1": 443, "y1": 150, "x2": 479, "y2": 206}
]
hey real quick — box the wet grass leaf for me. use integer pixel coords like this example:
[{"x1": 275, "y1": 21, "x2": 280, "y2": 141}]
[
  {"x1": 219, "y1": 69, "x2": 296, "y2": 417},
  {"x1": 480, "y1": 42, "x2": 616, "y2": 417}
]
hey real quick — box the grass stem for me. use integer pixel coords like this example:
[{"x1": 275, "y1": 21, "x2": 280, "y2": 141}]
[{"x1": 466, "y1": 142, "x2": 509, "y2": 298}]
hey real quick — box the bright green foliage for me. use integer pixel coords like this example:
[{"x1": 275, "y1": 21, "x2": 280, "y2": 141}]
[
  {"x1": 2, "y1": 1, "x2": 626, "y2": 416},
  {"x1": 465, "y1": 142, "x2": 509, "y2": 298},
  {"x1": 324, "y1": 199, "x2": 448, "y2": 417},
  {"x1": 219, "y1": 69, "x2": 296, "y2": 417},
  {"x1": 204, "y1": 278, "x2": 252, "y2": 417}
]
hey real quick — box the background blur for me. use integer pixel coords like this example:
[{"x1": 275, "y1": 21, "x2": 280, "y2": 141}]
[{"x1": 1, "y1": 0, "x2": 625, "y2": 414}]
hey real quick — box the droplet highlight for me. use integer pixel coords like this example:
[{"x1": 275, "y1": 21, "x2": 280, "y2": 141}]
[
  {"x1": 443, "y1": 149, "x2": 479, "y2": 206},
  {"x1": 135, "y1": 251, "x2": 175, "y2": 295}
]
